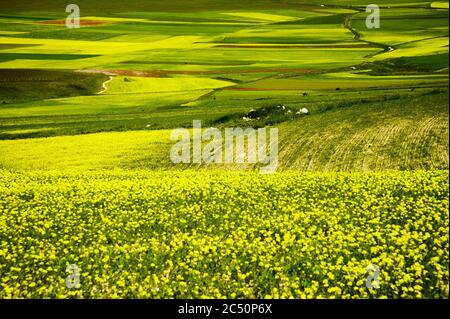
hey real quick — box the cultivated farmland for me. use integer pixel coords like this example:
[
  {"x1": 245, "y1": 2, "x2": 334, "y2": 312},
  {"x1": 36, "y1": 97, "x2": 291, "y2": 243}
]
[{"x1": 0, "y1": 0, "x2": 448, "y2": 299}]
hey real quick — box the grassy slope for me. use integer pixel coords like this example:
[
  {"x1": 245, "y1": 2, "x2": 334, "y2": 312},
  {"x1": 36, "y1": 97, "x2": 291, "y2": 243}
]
[
  {"x1": 0, "y1": 69, "x2": 108, "y2": 103},
  {"x1": 0, "y1": 92, "x2": 447, "y2": 172},
  {"x1": 277, "y1": 91, "x2": 449, "y2": 171}
]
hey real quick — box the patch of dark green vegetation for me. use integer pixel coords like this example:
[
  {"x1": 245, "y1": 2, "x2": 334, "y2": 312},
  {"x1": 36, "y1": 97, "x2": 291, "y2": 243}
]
[
  {"x1": 356, "y1": 53, "x2": 449, "y2": 75},
  {"x1": 0, "y1": 69, "x2": 108, "y2": 104},
  {"x1": 0, "y1": 53, "x2": 100, "y2": 63},
  {"x1": 214, "y1": 104, "x2": 305, "y2": 127},
  {"x1": 0, "y1": 14, "x2": 56, "y2": 21},
  {"x1": 0, "y1": 44, "x2": 40, "y2": 50},
  {"x1": 276, "y1": 14, "x2": 348, "y2": 25},
  {"x1": 20, "y1": 29, "x2": 123, "y2": 41},
  {"x1": 0, "y1": 22, "x2": 57, "y2": 33},
  {"x1": 212, "y1": 90, "x2": 445, "y2": 128}
]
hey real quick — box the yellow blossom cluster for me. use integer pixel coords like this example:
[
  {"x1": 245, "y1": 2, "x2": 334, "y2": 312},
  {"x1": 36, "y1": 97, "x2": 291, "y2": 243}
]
[{"x1": 0, "y1": 170, "x2": 448, "y2": 298}]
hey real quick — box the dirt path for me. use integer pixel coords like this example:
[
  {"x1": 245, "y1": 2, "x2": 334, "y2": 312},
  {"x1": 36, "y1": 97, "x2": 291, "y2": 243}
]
[
  {"x1": 343, "y1": 12, "x2": 390, "y2": 58},
  {"x1": 99, "y1": 76, "x2": 113, "y2": 94}
]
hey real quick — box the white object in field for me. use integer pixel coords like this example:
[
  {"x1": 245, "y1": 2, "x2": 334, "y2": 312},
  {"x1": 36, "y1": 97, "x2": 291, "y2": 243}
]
[{"x1": 297, "y1": 108, "x2": 309, "y2": 115}]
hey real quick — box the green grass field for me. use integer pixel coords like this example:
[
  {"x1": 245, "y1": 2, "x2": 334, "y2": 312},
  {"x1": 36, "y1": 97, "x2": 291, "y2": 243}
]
[{"x1": 0, "y1": 0, "x2": 448, "y2": 299}]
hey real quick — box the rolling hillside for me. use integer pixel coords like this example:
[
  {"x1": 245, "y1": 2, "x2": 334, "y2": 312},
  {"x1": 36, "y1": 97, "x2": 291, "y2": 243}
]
[{"x1": 0, "y1": 0, "x2": 448, "y2": 299}]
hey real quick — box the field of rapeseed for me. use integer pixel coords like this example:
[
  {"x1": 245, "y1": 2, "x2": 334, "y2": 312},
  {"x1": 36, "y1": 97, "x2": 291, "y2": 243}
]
[{"x1": 0, "y1": 170, "x2": 448, "y2": 299}]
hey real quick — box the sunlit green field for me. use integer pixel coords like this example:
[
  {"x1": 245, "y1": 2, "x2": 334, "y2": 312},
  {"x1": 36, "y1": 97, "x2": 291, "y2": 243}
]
[{"x1": 0, "y1": 0, "x2": 448, "y2": 299}]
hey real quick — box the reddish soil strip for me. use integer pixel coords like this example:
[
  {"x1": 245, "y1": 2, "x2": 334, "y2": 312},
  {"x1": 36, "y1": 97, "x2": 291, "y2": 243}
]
[{"x1": 37, "y1": 19, "x2": 108, "y2": 26}]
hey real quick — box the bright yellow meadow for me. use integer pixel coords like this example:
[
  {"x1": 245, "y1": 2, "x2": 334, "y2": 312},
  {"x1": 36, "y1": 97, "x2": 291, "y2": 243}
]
[{"x1": 0, "y1": 170, "x2": 448, "y2": 298}]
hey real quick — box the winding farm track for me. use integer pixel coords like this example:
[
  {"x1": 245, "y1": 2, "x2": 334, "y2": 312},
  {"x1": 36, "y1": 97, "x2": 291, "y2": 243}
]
[
  {"x1": 275, "y1": 93, "x2": 449, "y2": 172},
  {"x1": 75, "y1": 69, "x2": 116, "y2": 94},
  {"x1": 99, "y1": 76, "x2": 113, "y2": 94},
  {"x1": 343, "y1": 11, "x2": 393, "y2": 58}
]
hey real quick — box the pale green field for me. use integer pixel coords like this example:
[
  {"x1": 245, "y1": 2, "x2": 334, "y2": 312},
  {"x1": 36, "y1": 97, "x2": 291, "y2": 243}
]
[
  {"x1": 0, "y1": 130, "x2": 173, "y2": 171},
  {"x1": 102, "y1": 76, "x2": 234, "y2": 95}
]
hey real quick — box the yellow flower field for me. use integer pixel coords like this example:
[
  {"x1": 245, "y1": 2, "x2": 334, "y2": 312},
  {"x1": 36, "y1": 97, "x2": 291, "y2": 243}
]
[{"x1": 0, "y1": 170, "x2": 447, "y2": 298}]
